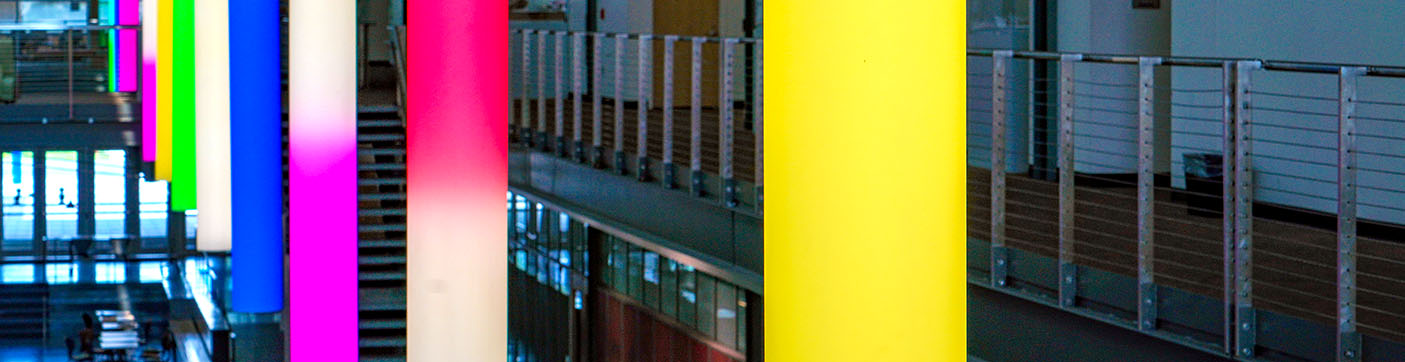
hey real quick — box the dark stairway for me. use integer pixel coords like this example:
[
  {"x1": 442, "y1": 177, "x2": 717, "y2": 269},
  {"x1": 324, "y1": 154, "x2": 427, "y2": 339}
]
[
  {"x1": 0, "y1": 284, "x2": 48, "y2": 340},
  {"x1": 357, "y1": 106, "x2": 408, "y2": 361}
]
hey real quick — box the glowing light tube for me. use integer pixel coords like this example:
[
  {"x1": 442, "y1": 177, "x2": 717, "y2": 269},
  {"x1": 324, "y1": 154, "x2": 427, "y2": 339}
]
[
  {"x1": 290, "y1": 0, "x2": 358, "y2": 358},
  {"x1": 141, "y1": 0, "x2": 157, "y2": 162},
  {"x1": 194, "y1": 0, "x2": 230, "y2": 251},
  {"x1": 406, "y1": 1, "x2": 507, "y2": 359},
  {"x1": 764, "y1": 1, "x2": 966, "y2": 361},
  {"x1": 229, "y1": 0, "x2": 283, "y2": 313},
  {"x1": 117, "y1": 0, "x2": 138, "y2": 92},
  {"x1": 169, "y1": 0, "x2": 196, "y2": 211},
  {"x1": 155, "y1": 0, "x2": 173, "y2": 180}
]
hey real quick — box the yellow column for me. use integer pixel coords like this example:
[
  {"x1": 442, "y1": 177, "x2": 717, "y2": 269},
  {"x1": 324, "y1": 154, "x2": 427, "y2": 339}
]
[{"x1": 765, "y1": 2, "x2": 966, "y2": 361}]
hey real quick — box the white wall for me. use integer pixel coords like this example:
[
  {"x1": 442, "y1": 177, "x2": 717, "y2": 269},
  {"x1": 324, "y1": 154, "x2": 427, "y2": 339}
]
[
  {"x1": 1058, "y1": 0, "x2": 1171, "y2": 174},
  {"x1": 1170, "y1": 1, "x2": 1405, "y2": 225}
]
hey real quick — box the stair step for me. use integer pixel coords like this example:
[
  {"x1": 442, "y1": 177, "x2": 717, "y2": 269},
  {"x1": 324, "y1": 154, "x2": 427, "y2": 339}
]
[
  {"x1": 358, "y1": 148, "x2": 406, "y2": 156},
  {"x1": 359, "y1": 209, "x2": 406, "y2": 217},
  {"x1": 359, "y1": 271, "x2": 406, "y2": 281},
  {"x1": 358, "y1": 119, "x2": 403, "y2": 128},
  {"x1": 360, "y1": 319, "x2": 407, "y2": 330},
  {"x1": 358, "y1": 134, "x2": 405, "y2": 142},
  {"x1": 360, "y1": 255, "x2": 406, "y2": 265},
  {"x1": 359, "y1": 336, "x2": 407, "y2": 348},
  {"x1": 360, "y1": 239, "x2": 406, "y2": 248},
  {"x1": 359, "y1": 164, "x2": 406, "y2": 172},
  {"x1": 359, "y1": 224, "x2": 406, "y2": 233},
  {"x1": 359, "y1": 193, "x2": 406, "y2": 201},
  {"x1": 359, "y1": 178, "x2": 406, "y2": 186}
]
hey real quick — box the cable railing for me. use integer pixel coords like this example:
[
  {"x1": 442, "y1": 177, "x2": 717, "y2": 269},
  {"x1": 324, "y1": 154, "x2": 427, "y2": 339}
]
[
  {"x1": 968, "y1": 49, "x2": 1405, "y2": 362},
  {"x1": 507, "y1": 29, "x2": 762, "y2": 214},
  {"x1": 0, "y1": 25, "x2": 139, "y2": 123}
]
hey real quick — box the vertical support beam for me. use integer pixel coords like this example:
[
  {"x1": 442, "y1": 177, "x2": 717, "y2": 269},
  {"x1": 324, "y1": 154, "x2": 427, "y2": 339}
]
[
  {"x1": 1233, "y1": 60, "x2": 1261, "y2": 359},
  {"x1": 289, "y1": 0, "x2": 358, "y2": 356},
  {"x1": 140, "y1": 0, "x2": 158, "y2": 163},
  {"x1": 1337, "y1": 66, "x2": 1364, "y2": 362},
  {"x1": 1136, "y1": 57, "x2": 1161, "y2": 331},
  {"x1": 573, "y1": 32, "x2": 585, "y2": 163},
  {"x1": 990, "y1": 50, "x2": 1010, "y2": 287},
  {"x1": 753, "y1": 40, "x2": 763, "y2": 212},
  {"x1": 508, "y1": 30, "x2": 518, "y2": 142},
  {"x1": 720, "y1": 39, "x2": 737, "y2": 207},
  {"x1": 521, "y1": 31, "x2": 533, "y2": 145},
  {"x1": 32, "y1": 151, "x2": 45, "y2": 258},
  {"x1": 613, "y1": 34, "x2": 627, "y2": 174},
  {"x1": 1221, "y1": 62, "x2": 1236, "y2": 356},
  {"x1": 537, "y1": 30, "x2": 549, "y2": 151},
  {"x1": 194, "y1": 0, "x2": 232, "y2": 251},
  {"x1": 407, "y1": 1, "x2": 507, "y2": 359},
  {"x1": 637, "y1": 35, "x2": 652, "y2": 181},
  {"x1": 166, "y1": 209, "x2": 185, "y2": 256},
  {"x1": 124, "y1": 147, "x2": 140, "y2": 242},
  {"x1": 556, "y1": 31, "x2": 567, "y2": 156},
  {"x1": 230, "y1": 0, "x2": 284, "y2": 313},
  {"x1": 592, "y1": 33, "x2": 605, "y2": 168},
  {"x1": 662, "y1": 36, "x2": 677, "y2": 188},
  {"x1": 1057, "y1": 54, "x2": 1081, "y2": 308},
  {"x1": 78, "y1": 150, "x2": 95, "y2": 239},
  {"x1": 690, "y1": 37, "x2": 705, "y2": 197},
  {"x1": 765, "y1": 1, "x2": 965, "y2": 359}
]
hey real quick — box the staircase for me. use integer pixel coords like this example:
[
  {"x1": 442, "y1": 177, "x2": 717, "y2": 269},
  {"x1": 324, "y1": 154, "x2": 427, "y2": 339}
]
[
  {"x1": 0, "y1": 284, "x2": 48, "y2": 340},
  {"x1": 357, "y1": 106, "x2": 408, "y2": 361}
]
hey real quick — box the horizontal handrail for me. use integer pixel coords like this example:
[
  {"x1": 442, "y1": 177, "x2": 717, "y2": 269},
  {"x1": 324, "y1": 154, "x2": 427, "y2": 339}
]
[{"x1": 968, "y1": 48, "x2": 1405, "y2": 76}]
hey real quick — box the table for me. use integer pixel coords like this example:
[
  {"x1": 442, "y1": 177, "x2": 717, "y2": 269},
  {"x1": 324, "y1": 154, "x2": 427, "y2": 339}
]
[{"x1": 95, "y1": 310, "x2": 141, "y2": 361}]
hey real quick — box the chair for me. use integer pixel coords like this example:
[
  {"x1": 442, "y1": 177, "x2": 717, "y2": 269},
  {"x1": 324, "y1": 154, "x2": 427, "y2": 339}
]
[{"x1": 67, "y1": 337, "x2": 95, "y2": 361}]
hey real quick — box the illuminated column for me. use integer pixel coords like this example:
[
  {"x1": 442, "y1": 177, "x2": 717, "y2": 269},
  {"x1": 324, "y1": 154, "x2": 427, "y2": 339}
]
[
  {"x1": 765, "y1": 1, "x2": 965, "y2": 361},
  {"x1": 229, "y1": 0, "x2": 283, "y2": 313},
  {"x1": 406, "y1": 0, "x2": 506, "y2": 360},
  {"x1": 290, "y1": 0, "x2": 358, "y2": 358},
  {"x1": 194, "y1": 0, "x2": 230, "y2": 251},
  {"x1": 155, "y1": 0, "x2": 173, "y2": 179},
  {"x1": 141, "y1": 0, "x2": 157, "y2": 162},
  {"x1": 117, "y1": 0, "x2": 138, "y2": 92},
  {"x1": 169, "y1": 0, "x2": 195, "y2": 210}
]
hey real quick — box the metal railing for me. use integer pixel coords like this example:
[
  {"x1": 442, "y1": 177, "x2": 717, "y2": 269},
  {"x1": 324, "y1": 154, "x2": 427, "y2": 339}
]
[
  {"x1": 508, "y1": 29, "x2": 763, "y2": 213},
  {"x1": 967, "y1": 49, "x2": 1405, "y2": 362},
  {"x1": 0, "y1": 24, "x2": 139, "y2": 123}
]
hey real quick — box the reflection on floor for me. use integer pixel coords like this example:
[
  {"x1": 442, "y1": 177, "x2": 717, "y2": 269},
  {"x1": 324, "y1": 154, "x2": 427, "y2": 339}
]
[{"x1": 0, "y1": 259, "x2": 172, "y2": 361}]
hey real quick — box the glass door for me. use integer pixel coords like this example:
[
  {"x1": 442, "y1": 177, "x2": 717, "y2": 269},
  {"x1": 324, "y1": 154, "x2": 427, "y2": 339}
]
[
  {"x1": 1, "y1": 151, "x2": 34, "y2": 259},
  {"x1": 45, "y1": 150, "x2": 79, "y2": 258}
]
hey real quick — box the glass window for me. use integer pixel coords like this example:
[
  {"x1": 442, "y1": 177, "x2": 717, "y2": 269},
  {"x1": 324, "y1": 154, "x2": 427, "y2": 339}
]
[
  {"x1": 3, "y1": 151, "x2": 34, "y2": 253},
  {"x1": 45, "y1": 262, "x2": 75, "y2": 284},
  {"x1": 642, "y1": 251, "x2": 659, "y2": 308},
  {"x1": 611, "y1": 238, "x2": 626, "y2": 289},
  {"x1": 678, "y1": 265, "x2": 697, "y2": 328},
  {"x1": 46, "y1": 151, "x2": 80, "y2": 246},
  {"x1": 94, "y1": 150, "x2": 126, "y2": 240},
  {"x1": 627, "y1": 244, "x2": 642, "y2": 299},
  {"x1": 696, "y1": 273, "x2": 716, "y2": 338},
  {"x1": 661, "y1": 259, "x2": 677, "y2": 318},
  {"x1": 738, "y1": 293, "x2": 748, "y2": 352},
  {"x1": 138, "y1": 178, "x2": 168, "y2": 246},
  {"x1": 96, "y1": 262, "x2": 125, "y2": 284},
  {"x1": 2, "y1": 263, "x2": 34, "y2": 283},
  {"x1": 716, "y1": 282, "x2": 738, "y2": 349}
]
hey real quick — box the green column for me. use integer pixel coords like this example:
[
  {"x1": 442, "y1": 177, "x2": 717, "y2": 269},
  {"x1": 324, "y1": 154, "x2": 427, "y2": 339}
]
[{"x1": 170, "y1": 0, "x2": 196, "y2": 211}]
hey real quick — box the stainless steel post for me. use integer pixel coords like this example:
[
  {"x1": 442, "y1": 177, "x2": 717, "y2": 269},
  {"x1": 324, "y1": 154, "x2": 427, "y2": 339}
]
[
  {"x1": 1058, "y1": 54, "x2": 1081, "y2": 308},
  {"x1": 990, "y1": 50, "x2": 1011, "y2": 287},
  {"x1": 1137, "y1": 57, "x2": 1162, "y2": 331},
  {"x1": 1233, "y1": 60, "x2": 1261, "y2": 359},
  {"x1": 1337, "y1": 66, "x2": 1364, "y2": 362}
]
